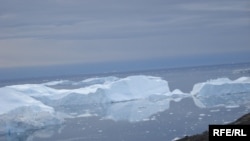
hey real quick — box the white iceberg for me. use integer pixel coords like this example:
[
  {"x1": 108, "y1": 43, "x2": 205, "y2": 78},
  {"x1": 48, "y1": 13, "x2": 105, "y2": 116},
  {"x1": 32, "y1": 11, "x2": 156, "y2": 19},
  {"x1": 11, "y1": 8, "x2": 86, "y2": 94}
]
[
  {"x1": 7, "y1": 75, "x2": 171, "y2": 106},
  {"x1": 0, "y1": 87, "x2": 53, "y2": 115},
  {"x1": 0, "y1": 75, "x2": 176, "y2": 134},
  {"x1": 103, "y1": 75, "x2": 171, "y2": 102},
  {"x1": 2, "y1": 75, "x2": 250, "y2": 135},
  {"x1": 0, "y1": 87, "x2": 63, "y2": 134},
  {"x1": 191, "y1": 77, "x2": 250, "y2": 107}
]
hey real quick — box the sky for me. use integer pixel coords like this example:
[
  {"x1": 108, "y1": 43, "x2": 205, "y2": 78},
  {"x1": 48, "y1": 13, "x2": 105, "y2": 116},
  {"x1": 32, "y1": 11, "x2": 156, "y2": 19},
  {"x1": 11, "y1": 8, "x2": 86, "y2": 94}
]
[{"x1": 0, "y1": 0, "x2": 250, "y2": 79}]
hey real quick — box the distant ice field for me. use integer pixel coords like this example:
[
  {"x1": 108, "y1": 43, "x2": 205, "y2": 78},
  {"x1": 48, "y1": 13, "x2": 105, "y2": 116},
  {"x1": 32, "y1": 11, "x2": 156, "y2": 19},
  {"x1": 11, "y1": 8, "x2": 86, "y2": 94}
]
[{"x1": 0, "y1": 63, "x2": 250, "y2": 141}]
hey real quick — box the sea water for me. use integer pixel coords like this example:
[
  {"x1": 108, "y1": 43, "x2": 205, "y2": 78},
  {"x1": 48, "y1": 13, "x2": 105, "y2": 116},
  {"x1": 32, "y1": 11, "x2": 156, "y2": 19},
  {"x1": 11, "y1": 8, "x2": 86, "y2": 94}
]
[{"x1": 0, "y1": 63, "x2": 250, "y2": 141}]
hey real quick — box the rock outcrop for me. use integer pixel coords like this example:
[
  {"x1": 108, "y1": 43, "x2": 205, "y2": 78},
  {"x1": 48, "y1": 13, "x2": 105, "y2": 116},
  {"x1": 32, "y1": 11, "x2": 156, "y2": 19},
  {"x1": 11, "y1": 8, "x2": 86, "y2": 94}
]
[{"x1": 176, "y1": 112, "x2": 250, "y2": 141}]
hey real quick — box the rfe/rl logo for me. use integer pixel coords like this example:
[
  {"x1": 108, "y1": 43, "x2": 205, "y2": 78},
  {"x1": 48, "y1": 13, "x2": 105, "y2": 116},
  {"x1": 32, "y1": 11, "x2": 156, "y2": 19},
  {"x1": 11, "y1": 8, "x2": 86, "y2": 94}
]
[
  {"x1": 209, "y1": 125, "x2": 250, "y2": 141},
  {"x1": 213, "y1": 129, "x2": 247, "y2": 136}
]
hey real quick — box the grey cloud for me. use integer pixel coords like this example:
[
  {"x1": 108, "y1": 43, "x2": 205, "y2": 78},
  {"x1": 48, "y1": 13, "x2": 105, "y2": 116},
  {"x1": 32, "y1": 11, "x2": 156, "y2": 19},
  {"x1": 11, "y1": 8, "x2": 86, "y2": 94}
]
[
  {"x1": 176, "y1": 0, "x2": 250, "y2": 12},
  {"x1": 1, "y1": 0, "x2": 249, "y2": 40},
  {"x1": 0, "y1": 0, "x2": 249, "y2": 68}
]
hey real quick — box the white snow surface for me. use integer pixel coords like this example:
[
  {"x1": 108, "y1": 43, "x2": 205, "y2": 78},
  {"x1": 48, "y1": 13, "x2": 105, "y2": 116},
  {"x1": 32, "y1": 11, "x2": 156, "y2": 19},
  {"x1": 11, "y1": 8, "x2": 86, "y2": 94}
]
[{"x1": 1, "y1": 75, "x2": 250, "y2": 133}]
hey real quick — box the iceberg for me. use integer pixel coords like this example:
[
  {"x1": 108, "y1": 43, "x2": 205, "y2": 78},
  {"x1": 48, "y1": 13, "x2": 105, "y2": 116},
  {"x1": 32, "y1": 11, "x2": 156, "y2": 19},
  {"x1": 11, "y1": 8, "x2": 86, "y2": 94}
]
[
  {"x1": 2, "y1": 74, "x2": 249, "y2": 135},
  {"x1": 0, "y1": 75, "x2": 177, "y2": 134},
  {"x1": 0, "y1": 87, "x2": 53, "y2": 115},
  {"x1": 6, "y1": 75, "x2": 171, "y2": 106},
  {"x1": 102, "y1": 75, "x2": 171, "y2": 102},
  {"x1": 0, "y1": 88, "x2": 63, "y2": 134},
  {"x1": 191, "y1": 77, "x2": 250, "y2": 107}
]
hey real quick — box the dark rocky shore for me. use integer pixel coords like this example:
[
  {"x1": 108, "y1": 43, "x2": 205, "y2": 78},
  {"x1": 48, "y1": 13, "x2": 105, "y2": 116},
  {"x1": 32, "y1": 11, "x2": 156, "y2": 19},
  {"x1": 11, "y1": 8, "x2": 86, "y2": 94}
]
[{"x1": 176, "y1": 112, "x2": 250, "y2": 141}]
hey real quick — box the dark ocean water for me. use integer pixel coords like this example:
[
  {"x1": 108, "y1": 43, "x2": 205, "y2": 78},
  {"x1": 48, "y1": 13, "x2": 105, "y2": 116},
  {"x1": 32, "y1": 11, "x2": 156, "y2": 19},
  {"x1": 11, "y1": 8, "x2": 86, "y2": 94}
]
[{"x1": 1, "y1": 63, "x2": 250, "y2": 141}]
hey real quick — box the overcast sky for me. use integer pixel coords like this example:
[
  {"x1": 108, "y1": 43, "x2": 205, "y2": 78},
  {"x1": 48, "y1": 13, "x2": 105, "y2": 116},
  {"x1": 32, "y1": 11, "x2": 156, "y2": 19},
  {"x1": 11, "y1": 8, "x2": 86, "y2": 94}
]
[{"x1": 0, "y1": 0, "x2": 250, "y2": 78}]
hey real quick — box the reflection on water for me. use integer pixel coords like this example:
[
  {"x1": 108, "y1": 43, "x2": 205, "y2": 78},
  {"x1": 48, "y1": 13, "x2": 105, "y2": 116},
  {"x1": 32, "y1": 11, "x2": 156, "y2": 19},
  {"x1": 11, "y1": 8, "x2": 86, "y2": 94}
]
[
  {"x1": 0, "y1": 94, "x2": 187, "y2": 141},
  {"x1": 1, "y1": 97, "x2": 249, "y2": 141},
  {"x1": 52, "y1": 93, "x2": 189, "y2": 122},
  {"x1": 102, "y1": 94, "x2": 187, "y2": 122},
  {"x1": 0, "y1": 125, "x2": 62, "y2": 141}
]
